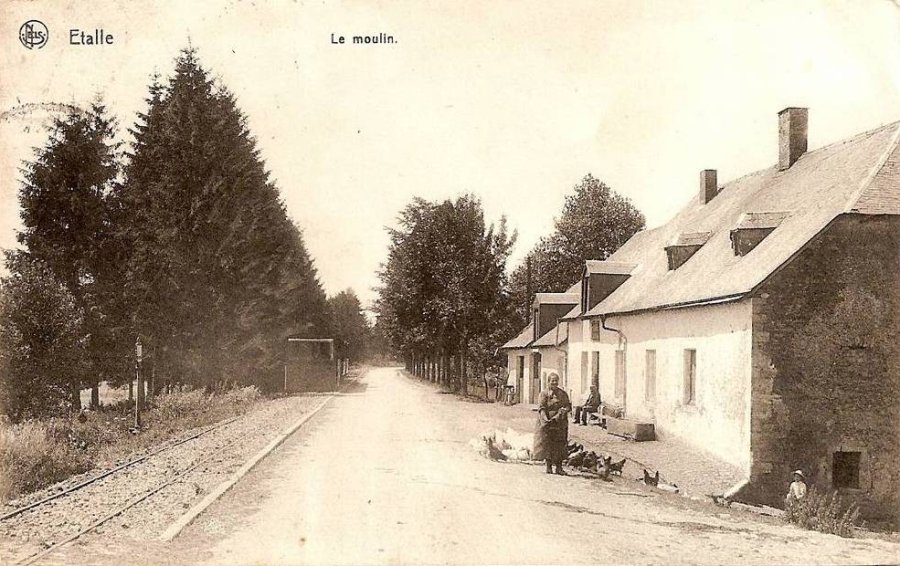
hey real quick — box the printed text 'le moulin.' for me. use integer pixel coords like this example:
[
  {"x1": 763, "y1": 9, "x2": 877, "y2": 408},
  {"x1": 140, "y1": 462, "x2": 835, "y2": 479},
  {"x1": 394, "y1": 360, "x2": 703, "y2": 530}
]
[{"x1": 331, "y1": 33, "x2": 396, "y2": 45}]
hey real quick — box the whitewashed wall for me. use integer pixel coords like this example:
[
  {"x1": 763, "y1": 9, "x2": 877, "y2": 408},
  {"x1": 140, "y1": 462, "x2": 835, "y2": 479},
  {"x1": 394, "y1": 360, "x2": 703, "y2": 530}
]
[
  {"x1": 505, "y1": 348, "x2": 530, "y2": 404},
  {"x1": 566, "y1": 300, "x2": 753, "y2": 471}
]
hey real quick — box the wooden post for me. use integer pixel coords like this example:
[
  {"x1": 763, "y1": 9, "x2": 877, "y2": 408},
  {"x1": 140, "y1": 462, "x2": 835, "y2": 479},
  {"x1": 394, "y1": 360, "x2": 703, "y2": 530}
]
[
  {"x1": 134, "y1": 337, "x2": 143, "y2": 429},
  {"x1": 525, "y1": 256, "x2": 533, "y2": 322},
  {"x1": 134, "y1": 363, "x2": 142, "y2": 429},
  {"x1": 90, "y1": 381, "x2": 100, "y2": 409}
]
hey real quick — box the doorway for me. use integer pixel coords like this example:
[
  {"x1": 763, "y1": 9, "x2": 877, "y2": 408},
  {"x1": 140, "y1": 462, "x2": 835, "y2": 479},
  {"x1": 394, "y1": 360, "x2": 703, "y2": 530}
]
[
  {"x1": 530, "y1": 352, "x2": 541, "y2": 403},
  {"x1": 516, "y1": 355, "x2": 524, "y2": 404}
]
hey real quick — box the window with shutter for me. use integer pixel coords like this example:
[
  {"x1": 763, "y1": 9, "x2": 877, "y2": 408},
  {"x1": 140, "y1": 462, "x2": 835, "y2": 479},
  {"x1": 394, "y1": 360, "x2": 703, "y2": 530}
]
[{"x1": 683, "y1": 349, "x2": 696, "y2": 405}]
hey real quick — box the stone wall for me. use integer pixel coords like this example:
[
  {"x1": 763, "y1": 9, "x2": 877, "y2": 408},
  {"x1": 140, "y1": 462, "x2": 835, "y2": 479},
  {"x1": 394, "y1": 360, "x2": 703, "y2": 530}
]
[{"x1": 747, "y1": 214, "x2": 900, "y2": 523}]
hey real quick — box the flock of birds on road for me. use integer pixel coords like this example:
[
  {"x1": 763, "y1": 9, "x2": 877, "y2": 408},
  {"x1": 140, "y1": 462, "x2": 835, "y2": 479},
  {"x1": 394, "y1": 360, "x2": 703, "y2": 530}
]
[{"x1": 479, "y1": 431, "x2": 680, "y2": 493}]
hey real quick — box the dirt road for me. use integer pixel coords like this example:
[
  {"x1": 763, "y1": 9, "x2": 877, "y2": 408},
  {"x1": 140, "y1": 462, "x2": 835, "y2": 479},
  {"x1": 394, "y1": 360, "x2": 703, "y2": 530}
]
[{"x1": 43, "y1": 367, "x2": 900, "y2": 565}]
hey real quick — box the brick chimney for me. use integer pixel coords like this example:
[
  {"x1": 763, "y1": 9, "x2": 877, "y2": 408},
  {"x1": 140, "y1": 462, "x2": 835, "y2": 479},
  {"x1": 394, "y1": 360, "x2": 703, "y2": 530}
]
[
  {"x1": 778, "y1": 107, "x2": 808, "y2": 170},
  {"x1": 699, "y1": 169, "x2": 718, "y2": 204}
]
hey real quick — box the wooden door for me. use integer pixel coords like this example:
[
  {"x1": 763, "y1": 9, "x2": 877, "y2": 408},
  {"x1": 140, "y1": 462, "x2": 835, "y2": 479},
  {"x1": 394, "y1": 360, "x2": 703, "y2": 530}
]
[{"x1": 530, "y1": 353, "x2": 541, "y2": 403}]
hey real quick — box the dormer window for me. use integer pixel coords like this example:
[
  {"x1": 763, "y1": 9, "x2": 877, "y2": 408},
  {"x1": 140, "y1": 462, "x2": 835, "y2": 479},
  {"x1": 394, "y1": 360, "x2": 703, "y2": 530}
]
[
  {"x1": 730, "y1": 212, "x2": 789, "y2": 256},
  {"x1": 580, "y1": 260, "x2": 636, "y2": 312},
  {"x1": 532, "y1": 293, "x2": 579, "y2": 342},
  {"x1": 665, "y1": 232, "x2": 711, "y2": 270}
]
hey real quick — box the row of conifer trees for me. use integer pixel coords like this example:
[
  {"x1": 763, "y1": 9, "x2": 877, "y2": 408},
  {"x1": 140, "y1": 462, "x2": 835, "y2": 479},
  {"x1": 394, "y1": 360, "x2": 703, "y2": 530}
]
[{"x1": 0, "y1": 49, "x2": 338, "y2": 420}]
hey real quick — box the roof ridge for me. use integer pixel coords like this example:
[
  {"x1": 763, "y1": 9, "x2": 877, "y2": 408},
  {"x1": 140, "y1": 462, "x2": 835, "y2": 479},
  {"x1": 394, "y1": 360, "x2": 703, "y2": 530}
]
[
  {"x1": 844, "y1": 121, "x2": 900, "y2": 213},
  {"x1": 807, "y1": 118, "x2": 900, "y2": 155},
  {"x1": 712, "y1": 120, "x2": 900, "y2": 194}
]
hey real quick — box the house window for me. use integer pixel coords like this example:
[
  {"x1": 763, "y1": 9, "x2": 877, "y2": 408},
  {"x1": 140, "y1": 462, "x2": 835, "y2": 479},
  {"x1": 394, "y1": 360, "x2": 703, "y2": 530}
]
[
  {"x1": 614, "y1": 350, "x2": 625, "y2": 399},
  {"x1": 645, "y1": 349, "x2": 656, "y2": 402},
  {"x1": 683, "y1": 349, "x2": 696, "y2": 405},
  {"x1": 590, "y1": 320, "x2": 601, "y2": 341},
  {"x1": 591, "y1": 351, "x2": 600, "y2": 389},
  {"x1": 833, "y1": 451, "x2": 861, "y2": 489},
  {"x1": 560, "y1": 352, "x2": 568, "y2": 389}
]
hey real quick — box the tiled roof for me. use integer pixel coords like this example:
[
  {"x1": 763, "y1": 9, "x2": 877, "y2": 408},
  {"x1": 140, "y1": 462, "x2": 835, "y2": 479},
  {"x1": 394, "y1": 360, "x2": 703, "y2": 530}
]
[
  {"x1": 585, "y1": 119, "x2": 900, "y2": 317},
  {"x1": 668, "y1": 231, "x2": 712, "y2": 247},
  {"x1": 560, "y1": 303, "x2": 582, "y2": 321},
  {"x1": 499, "y1": 323, "x2": 534, "y2": 350},
  {"x1": 533, "y1": 324, "x2": 567, "y2": 347},
  {"x1": 733, "y1": 211, "x2": 790, "y2": 230},
  {"x1": 533, "y1": 292, "x2": 580, "y2": 305},
  {"x1": 584, "y1": 260, "x2": 638, "y2": 275}
]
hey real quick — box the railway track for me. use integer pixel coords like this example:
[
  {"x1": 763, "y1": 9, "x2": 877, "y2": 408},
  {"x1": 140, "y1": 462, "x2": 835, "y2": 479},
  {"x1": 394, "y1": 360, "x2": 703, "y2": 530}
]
[
  {"x1": 0, "y1": 413, "x2": 250, "y2": 565},
  {"x1": 0, "y1": 393, "x2": 336, "y2": 566},
  {"x1": 15, "y1": 431, "x2": 248, "y2": 566},
  {"x1": 0, "y1": 415, "x2": 242, "y2": 523}
]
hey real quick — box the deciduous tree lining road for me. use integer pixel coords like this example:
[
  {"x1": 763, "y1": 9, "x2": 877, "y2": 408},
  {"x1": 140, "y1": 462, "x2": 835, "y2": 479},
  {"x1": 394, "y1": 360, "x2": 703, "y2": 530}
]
[{"x1": 35, "y1": 368, "x2": 900, "y2": 566}]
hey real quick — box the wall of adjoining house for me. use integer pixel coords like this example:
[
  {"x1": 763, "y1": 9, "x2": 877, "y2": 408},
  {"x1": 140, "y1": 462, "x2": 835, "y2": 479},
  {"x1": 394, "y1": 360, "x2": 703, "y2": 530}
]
[
  {"x1": 536, "y1": 346, "x2": 565, "y2": 398},
  {"x1": 505, "y1": 349, "x2": 530, "y2": 404},
  {"x1": 565, "y1": 320, "x2": 588, "y2": 400},
  {"x1": 747, "y1": 215, "x2": 900, "y2": 522},
  {"x1": 504, "y1": 346, "x2": 560, "y2": 405},
  {"x1": 569, "y1": 301, "x2": 753, "y2": 471}
]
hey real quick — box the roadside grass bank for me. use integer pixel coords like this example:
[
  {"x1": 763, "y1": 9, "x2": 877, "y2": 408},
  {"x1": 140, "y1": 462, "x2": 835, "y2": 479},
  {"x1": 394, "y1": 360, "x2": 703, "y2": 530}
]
[{"x1": 0, "y1": 386, "x2": 263, "y2": 503}]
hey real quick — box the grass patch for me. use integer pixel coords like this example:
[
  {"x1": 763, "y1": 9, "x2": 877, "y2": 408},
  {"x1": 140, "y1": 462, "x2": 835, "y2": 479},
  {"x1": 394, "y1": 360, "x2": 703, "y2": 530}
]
[
  {"x1": 0, "y1": 420, "x2": 92, "y2": 501},
  {"x1": 0, "y1": 386, "x2": 262, "y2": 504},
  {"x1": 784, "y1": 487, "x2": 862, "y2": 538}
]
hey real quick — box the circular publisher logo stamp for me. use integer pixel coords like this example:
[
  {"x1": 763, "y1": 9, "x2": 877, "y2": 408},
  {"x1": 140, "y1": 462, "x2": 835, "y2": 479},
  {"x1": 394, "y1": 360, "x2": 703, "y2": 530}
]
[{"x1": 19, "y1": 20, "x2": 49, "y2": 50}]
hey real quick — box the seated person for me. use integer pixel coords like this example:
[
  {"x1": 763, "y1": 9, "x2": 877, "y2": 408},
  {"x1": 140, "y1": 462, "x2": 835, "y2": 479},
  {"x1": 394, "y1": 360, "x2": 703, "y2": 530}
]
[
  {"x1": 504, "y1": 370, "x2": 517, "y2": 405},
  {"x1": 572, "y1": 385, "x2": 601, "y2": 425}
]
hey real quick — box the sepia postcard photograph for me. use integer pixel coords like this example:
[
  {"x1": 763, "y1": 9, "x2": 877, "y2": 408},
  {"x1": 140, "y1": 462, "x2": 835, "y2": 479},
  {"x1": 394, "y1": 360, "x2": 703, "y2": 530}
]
[{"x1": 1, "y1": 1, "x2": 899, "y2": 565}]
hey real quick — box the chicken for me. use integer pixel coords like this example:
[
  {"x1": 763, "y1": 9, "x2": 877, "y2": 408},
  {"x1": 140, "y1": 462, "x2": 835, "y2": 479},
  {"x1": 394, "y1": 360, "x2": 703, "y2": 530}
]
[
  {"x1": 582, "y1": 451, "x2": 599, "y2": 472},
  {"x1": 642, "y1": 468, "x2": 660, "y2": 487},
  {"x1": 567, "y1": 451, "x2": 586, "y2": 468},
  {"x1": 608, "y1": 458, "x2": 626, "y2": 476},
  {"x1": 485, "y1": 436, "x2": 508, "y2": 461},
  {"x1": 566, "y1": 441, "x2": 583, "y2": 456}
]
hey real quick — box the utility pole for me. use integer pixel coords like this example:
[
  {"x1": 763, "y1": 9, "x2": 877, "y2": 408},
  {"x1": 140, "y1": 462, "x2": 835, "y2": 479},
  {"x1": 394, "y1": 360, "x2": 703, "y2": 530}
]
[
  {"x1": 134, "y1": 336, "x2": 143, "y2": 429},
  {"x1": 525, "y1": 255, "x2": 533, "y2": 322}
]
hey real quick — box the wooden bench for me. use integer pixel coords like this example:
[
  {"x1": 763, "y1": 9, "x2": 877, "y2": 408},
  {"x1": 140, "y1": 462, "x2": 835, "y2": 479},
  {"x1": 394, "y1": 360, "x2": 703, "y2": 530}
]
[{"x1": 606, "y1": 416, "x2": 655, "y2": 441}]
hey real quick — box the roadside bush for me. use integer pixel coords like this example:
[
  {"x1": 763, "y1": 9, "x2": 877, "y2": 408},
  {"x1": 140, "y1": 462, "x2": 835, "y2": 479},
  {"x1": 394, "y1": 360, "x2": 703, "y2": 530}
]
[
  {"x1": 784, "y1": 487, "x2": 861, "y2": 537},
  {"x1": 220, "y1": 385, "x2": 261, "y2": 406},
  {"x1": 154, "y1": 389, "x2": 208, "y2": 422},
  {"x1": 0, "y1": 385, "x2": 264, "y2": 503},
  {"x1": 0, "y1": 419, "x2": 91, "y2": 502},
  {"x1": 153, "y1": 386, "x2": 260, "y2": 422}
]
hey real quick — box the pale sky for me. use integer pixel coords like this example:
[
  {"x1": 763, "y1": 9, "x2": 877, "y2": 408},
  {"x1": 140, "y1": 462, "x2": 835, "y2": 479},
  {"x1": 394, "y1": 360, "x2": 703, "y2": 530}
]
[{"x1": 2, "y1": 0, "x2": 900, "y2": 311}]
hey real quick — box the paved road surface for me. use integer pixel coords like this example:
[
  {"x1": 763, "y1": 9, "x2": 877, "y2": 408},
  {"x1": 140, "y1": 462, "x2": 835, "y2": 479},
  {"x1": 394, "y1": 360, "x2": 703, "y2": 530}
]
[{"x1": 46, "y1": 367, "x2": 900, "y2": 565}]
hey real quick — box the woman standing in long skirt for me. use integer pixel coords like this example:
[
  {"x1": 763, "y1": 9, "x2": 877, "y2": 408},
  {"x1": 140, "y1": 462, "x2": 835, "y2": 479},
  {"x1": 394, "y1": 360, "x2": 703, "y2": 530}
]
[{"x1": 533, "y1": 372, "x2": 571, "y2": 475}]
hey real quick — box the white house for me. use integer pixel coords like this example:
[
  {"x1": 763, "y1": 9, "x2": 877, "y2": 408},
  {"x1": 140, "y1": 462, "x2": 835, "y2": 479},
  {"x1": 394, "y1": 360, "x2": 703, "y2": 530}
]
[{"x1": 501, "y1": 107, "x2": 900, "y2": 521}]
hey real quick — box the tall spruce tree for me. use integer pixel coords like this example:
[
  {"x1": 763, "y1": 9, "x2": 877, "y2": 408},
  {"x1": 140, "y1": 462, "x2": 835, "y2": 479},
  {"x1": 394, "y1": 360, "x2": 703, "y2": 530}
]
[
  {"x1": 14, "y1": 100, "x2": 122, "y2": 408},
  {"x1": 120, "y1": 48, "x2": 328, "y2": 391}
]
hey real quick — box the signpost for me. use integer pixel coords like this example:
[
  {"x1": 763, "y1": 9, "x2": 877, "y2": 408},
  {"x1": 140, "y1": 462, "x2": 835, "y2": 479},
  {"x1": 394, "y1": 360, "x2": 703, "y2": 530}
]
[{"x1": 134, "y1": 337, "x2": 143, "y2": 429}]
